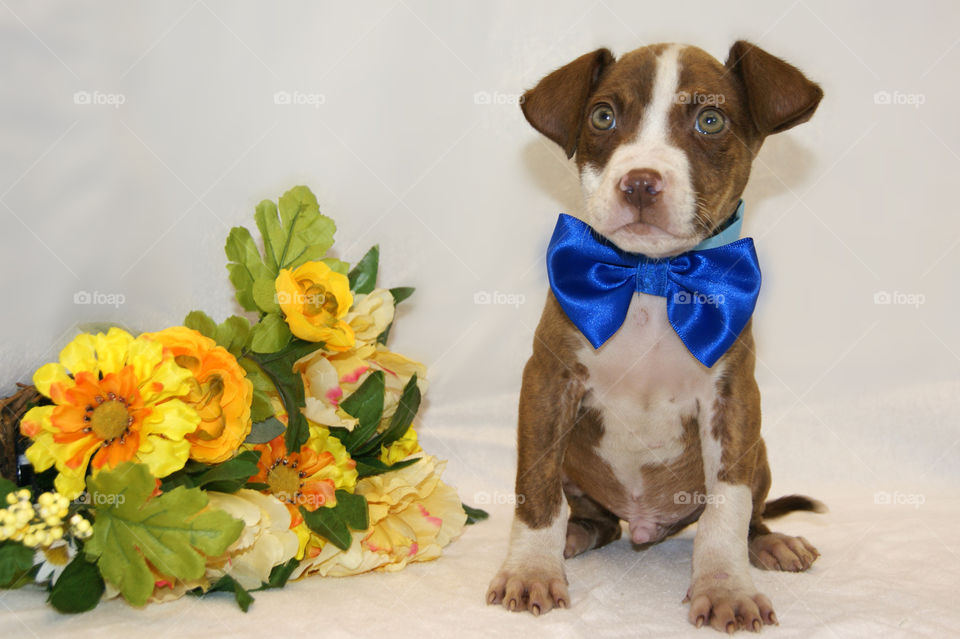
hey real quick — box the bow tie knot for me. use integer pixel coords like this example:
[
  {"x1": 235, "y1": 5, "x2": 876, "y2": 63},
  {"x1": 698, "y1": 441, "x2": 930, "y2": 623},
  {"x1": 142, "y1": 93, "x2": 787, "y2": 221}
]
[{"x1": 546, "y1": 212, "x2": 762, "y2": 368}]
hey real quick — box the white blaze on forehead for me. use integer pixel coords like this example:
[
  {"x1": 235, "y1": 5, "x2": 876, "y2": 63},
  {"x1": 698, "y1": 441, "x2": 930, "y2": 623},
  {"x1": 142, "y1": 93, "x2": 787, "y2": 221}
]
[
  {"x1": 637, "y1": 44, "x2": 683, "y2": 146},
  {"x1": 578, "y1": 43, "x2": 697, "y2": 256}
]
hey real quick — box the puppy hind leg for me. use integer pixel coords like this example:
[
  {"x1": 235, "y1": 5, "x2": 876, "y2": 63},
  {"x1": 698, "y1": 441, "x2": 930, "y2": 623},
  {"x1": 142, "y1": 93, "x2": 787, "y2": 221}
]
[
  {"x1": 746, "y1": 439, "x2": 820, "y2": 572},
  {"x1": 563, "y1": 483, "x2": 622, "y2": 559}
]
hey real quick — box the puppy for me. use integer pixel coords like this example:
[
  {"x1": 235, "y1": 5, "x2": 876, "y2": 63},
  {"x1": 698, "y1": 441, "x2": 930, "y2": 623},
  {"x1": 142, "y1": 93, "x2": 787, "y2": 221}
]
[{"x1": 487, "y1": 41, "x2": 824, "y2": 633}]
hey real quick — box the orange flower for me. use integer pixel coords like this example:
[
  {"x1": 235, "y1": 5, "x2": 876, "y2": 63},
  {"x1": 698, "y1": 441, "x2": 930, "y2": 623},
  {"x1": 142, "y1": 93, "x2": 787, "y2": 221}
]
[
  {"x1": 20, "y1": 328, "x2": 199, "y2": 498},
  {"x1": 50, "y1": 367, "x2": 150, "y2": 471},
  {"x1": 143, "y1": 327, "x2": 253, "y2": 464},
  {"x1": 249, "y1": 435, "x2": 337, "y2": 528}
]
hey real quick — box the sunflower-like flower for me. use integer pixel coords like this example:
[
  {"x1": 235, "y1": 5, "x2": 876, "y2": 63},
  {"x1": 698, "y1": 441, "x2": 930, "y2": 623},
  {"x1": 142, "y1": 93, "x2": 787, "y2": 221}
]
[
  {"x1": 275, "y1": 262, "x2": 354, "y2": 350},
  {"x1": 20, "y1": 328, "x2": 199, "y2": 498},
  {"x1": 248, "y1": 434, "x2": 339, "y2": 528},
  {"x1": 142, "y1": 326, "x2": 253, "y2": 464}
]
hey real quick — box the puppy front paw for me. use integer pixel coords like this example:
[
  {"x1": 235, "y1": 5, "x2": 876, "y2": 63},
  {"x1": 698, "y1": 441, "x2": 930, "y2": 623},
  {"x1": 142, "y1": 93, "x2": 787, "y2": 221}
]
[
  {"x1": 486, "y1": 565, "x2": 569, "y2": 616},
  {"x1": 686, "y1": 577, "x2": 775, "y2": 633}
]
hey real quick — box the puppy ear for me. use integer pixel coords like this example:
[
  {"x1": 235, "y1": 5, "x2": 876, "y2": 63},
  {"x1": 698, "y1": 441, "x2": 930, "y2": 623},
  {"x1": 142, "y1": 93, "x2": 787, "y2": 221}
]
[
  {"x1": 521, "y1": 48, "x2": 614, "y2": 158},
  {"x1": 725, "y1": 40, "x2": 823, "y2": 136}
]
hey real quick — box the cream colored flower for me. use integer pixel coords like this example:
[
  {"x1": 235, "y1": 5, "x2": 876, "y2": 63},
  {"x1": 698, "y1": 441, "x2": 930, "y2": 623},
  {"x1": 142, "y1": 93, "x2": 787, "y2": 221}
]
[
  {"x1": 343, "y1": 289, "x2": 395, "y2": 347},
  {"x1": 205, "y1": 489, "x2": 299, "y2": 590},
  {"x1": 293, "y1": 455, "x2": 466, "y2": 578},
  {"x1": 297, "y1": 344, "x2": 426, "y2": 432}
]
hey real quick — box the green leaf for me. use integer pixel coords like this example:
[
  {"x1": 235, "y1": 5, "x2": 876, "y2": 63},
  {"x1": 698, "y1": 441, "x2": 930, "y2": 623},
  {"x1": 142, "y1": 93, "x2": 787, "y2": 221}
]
[
  {"x1": 255, "y1": 186, "x2": 337, "y2": 273},
  {"x1": 249, "y1": 313, "x2": 292, "y2": 353},
  {"x1": 84, "y1": 463, "x2": 244, "y2": 607},
  {"x1": 240, "y1": 358, "x2": 276, "y2": 422},
  {"x1": 190, "y1": 450, "x2": 261, "y2": 493},
  {"x1": 348, "y1": 245, "x2": 379, "y2": 294},
  {"x1": 462, "y1": 503, "x2": 490, "y2": 525},
  {"x1": 252, "y1": 277, "x2": 281, "y2": 314},
  {"x1": 300, "y1": 506, "x2": 351, "y2": 551},
  {"x1": 333, "y1": 490, "x2": 369, "y2": 531},
  {"x1": 249, "y1": 390, "x2": 274, "y2": 423},
  {"x1": 244, "y1": 417, "x2": 286, "y2": 445},
  {"x1": 353, "y1": 374, "x2": 419, "y2": 457},
  {"x1": 0, "y1": 540, "x2": 34, "y2": 588},
  {"x1": 264, "y1": 557, "x2": 299, "y2": 589},
  {"x1": 377, "y1": 374, "x2": 420, "y2": 448},
  {"x1": 184, "y1": 312, "x2": 252, "y2": 357},
  {"x1": 183, "y1": 310, "x2": 218, "y2": 340},
  {"x1": 245, "y1": 340, "x2": 320, "y2": 452},
  {"x1": 48, "y1": 555, "x2": 105, "y2": 613},
  {"x1": 241, "y1": 358, "x2": 274, "y2": 392},
  {"x1": 207, "y1": 574, "x2": 254, "y2": 612},
  {"x1": 225, "y1": 226, "x2": 271, "y2": 311},
  {"x1": 354, "y1": 456, "x2": 420, "y2": 479},
  {"x1": 300, "y1": 494, "x2": 368, "y2": 551},
  {"x1": 254, "y1": 199, "x2": 283, "y2": 272},
  {"x1": 340, "y1": 371, "x2": 385, "y2": 453},
  {"x1": 227, "y1": 263, "x2": 258, "y2": 312},
  {"x1": 215, "y1": 315, "x2": 253, "y2": 356},
  {"x1": 275, "y1": 186, "x2": 336, "y2": 269},
  {"x1": 390, "y1": 286, "x2": 415, "y2": 304},
  {"x1": 321, "y1": 258, "x2": 350, "y2": 275}
]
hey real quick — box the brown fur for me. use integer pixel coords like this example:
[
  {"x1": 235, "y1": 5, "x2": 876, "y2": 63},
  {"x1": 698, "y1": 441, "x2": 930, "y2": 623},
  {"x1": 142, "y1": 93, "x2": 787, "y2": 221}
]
[{"x1": 513, "y1": 294, "x2": 588, "y2": 529}]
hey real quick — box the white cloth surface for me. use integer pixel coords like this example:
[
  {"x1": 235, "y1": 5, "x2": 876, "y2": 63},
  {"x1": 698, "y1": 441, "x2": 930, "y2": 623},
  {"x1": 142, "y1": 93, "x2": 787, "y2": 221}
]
[
  {"x1": 2, "y1": 1, "x2": 960, "y2": 637},
  {"x1": 3, "y1": 383, "x2": 960, "y2": 638}
]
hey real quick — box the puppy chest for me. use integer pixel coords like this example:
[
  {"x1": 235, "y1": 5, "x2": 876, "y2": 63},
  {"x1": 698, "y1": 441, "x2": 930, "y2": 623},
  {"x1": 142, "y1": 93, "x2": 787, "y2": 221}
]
[
  {"x1": 576, "y1": 294, "x2": 713, "y2": 414},
  {"x1": 572, "y1": 294, "x2": 715, "y2": 495}
]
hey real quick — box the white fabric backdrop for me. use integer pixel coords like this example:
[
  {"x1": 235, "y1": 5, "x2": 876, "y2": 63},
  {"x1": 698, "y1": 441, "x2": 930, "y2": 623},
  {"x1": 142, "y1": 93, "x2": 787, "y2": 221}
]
[{"x1": 2, "y1": 1, "x2": 959, "y2": 637}]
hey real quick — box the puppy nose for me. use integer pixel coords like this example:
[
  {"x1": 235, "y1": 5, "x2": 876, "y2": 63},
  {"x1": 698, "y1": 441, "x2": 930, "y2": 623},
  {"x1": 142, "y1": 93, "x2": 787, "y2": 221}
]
[{"x1": 619, "y1": 169, "x2": 663, "y2": 209}]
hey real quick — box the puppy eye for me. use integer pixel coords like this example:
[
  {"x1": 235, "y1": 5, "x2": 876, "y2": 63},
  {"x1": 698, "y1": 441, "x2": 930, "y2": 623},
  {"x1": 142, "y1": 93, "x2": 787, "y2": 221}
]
[
  {"x1": 590, "y1": 104, "x2": 616, "y2": 131},
  {"x1": 695, "y1": 108, "x2": 725, "y2": 134}
]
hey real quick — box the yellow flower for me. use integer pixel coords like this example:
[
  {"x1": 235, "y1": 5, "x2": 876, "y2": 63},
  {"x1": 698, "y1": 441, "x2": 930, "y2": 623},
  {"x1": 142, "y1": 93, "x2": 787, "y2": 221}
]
[
  {"x1": 305, "y1": 421, "x2": 358, "y2": 494},
  {"x1": 380, "y1": 427, "x2": 420, "y2": 465},
  {"x1": 276, "y1": 262, "x2": 355, "y2": 350},
  {"x1": 142, "y1": 327, "x2": 253, "y2": 464},
  {"x1": 343, "y1": 289, "x2": 395, "y2": 347},
  {"x1": 297, "y1": 344, "x2": 427, "y2": 432},
  {"x1": 205, "y1": 490, "x2": 299, "y2": 590},
  {"x1": 293, "y1": 455, "x2": 466, "y2": 577},
  {"x1": 20, "y1": 328, "x2": 199, "y2": 498}
]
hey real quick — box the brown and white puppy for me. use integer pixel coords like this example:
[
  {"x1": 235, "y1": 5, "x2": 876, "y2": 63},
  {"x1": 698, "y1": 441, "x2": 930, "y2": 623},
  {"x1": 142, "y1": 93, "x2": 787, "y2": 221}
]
[{"x1": 486, "y1": 42, "x2": 824, "y2": 632}]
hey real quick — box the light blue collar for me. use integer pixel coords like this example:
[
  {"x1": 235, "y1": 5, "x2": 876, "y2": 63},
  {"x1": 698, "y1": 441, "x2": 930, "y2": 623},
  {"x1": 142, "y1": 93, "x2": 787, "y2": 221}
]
[{"x1": 693, "y1": 200, "x2": 745, "y2": 251}]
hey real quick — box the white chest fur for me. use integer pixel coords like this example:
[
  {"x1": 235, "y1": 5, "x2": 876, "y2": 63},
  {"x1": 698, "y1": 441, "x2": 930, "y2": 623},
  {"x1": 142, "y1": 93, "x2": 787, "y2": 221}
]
[{"x1": 576, "y1": 294, "x2": 719, "y2": 497}]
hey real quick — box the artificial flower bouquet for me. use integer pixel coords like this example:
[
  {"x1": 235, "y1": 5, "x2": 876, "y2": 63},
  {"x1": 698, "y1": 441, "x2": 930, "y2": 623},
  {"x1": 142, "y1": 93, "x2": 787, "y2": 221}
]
[{"x1": 0, "y1": 186, "x2": 486, "y2": 612}]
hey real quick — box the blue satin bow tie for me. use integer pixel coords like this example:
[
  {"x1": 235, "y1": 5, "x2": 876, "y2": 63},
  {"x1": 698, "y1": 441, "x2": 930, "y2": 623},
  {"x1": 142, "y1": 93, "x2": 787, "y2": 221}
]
[{"x1": 546, "y1": 202, "x2": 761, "y2": 368}]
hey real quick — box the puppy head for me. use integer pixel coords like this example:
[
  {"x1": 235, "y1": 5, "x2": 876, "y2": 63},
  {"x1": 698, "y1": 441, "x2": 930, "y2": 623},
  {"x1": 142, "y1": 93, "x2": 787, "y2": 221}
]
[{"x1": 522, "y1": 41, "x2": 823, "y2": 257}]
